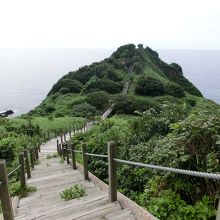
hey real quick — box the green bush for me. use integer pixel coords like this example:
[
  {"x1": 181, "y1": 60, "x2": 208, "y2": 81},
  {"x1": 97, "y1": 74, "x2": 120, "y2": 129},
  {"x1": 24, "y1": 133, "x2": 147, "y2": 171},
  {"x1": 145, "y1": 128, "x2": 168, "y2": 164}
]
[
  {"x1": 112, "y1": 95, "x2": 156, "y2": 115},
  {"x1": 10, "y1": 182, "x2": 37, "y2": 198},
  {"x1": 72, "y1": 103, "x2": 98, "y2": 118},
  {"x1": 0, "y1": 138, "x2": 17, "y2": 162},
  {"x1": 135, "y1": 76, "x2": 165, "y2": 96},
  {"x1": 48, "y1": 79, "x2": 82, "y2": 95},
  {"x1": 165, "y1": 82, "x2": 185, "y2": 98},
  {"x1": 85, "y1": 78, "x2": 122, "y2": 94},
  {"x1": 59, "y1": 184, "x2": 86, "y2": 201},
  {"x1": 170, "y1": 63, "x2": 183, "y2": 74},
  {"x1": 86, "y1": 91, "x2": 109, "y2": 110}
]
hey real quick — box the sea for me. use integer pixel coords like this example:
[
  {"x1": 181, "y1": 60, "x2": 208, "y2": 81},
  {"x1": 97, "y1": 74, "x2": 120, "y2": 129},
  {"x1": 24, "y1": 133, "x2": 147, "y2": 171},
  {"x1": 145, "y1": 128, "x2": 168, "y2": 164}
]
[{"x1": 0, "y1": 49, "x2": 219, "y2": 117}]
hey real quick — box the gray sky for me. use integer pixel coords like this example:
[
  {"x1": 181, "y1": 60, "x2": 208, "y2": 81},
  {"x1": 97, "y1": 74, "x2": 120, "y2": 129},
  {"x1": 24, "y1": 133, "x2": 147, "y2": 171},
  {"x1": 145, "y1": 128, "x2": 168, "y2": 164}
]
[{"x1": 0, "y1": 0, "x2": 220, "y2": 49}]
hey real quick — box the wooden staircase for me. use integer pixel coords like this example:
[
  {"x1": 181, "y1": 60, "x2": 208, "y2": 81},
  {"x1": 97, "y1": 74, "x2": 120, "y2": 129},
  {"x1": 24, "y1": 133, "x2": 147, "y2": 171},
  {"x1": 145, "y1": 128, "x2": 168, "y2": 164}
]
[{"x1": 14, "y1": 138, "x2": 136, "y2": 220}]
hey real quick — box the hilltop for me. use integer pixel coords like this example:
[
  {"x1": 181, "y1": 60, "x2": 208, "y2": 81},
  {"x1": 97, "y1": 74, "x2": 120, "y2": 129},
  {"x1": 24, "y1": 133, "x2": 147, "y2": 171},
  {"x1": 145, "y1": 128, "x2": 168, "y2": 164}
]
[{"x1": 29, "y1": 44, "x2": 204, "y2": 118}]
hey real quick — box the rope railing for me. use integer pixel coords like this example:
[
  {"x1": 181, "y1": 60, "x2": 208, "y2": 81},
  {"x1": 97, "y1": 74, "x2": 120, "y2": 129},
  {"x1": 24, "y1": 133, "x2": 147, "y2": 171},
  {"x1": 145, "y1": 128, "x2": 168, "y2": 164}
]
[
  {"x1": 113, "y1": 159, "x2": 220, "y2": 180},
  {"x1": 7, "y1": 165, "x2": 22, "y2": 178},
  {"x1": 57, "y1": 139, "x2": 220, "y2": 220},
  {"x1": 85, "y1": 152, "x2": 108, "y2": 158}
]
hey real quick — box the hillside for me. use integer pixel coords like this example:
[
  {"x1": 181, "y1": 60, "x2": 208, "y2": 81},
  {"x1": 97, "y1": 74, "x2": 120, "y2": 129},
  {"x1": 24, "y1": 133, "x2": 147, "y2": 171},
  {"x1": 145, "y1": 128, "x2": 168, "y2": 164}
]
[
  {"x1": 29, "y1": 44, "x2": 203, "y2": 118},
  {"x1": 2, "y1": 44, "x2": 220, "y2": 219},
  {"x1": 25, "y1": 44, "x2": 220, "y2": 219}
]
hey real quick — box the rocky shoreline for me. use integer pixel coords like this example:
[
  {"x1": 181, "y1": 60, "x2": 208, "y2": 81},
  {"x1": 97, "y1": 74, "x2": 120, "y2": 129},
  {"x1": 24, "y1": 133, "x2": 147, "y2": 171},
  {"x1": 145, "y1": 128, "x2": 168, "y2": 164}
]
[{"x1": 0, "y1": 109, "x2": 14, "y2": 117}]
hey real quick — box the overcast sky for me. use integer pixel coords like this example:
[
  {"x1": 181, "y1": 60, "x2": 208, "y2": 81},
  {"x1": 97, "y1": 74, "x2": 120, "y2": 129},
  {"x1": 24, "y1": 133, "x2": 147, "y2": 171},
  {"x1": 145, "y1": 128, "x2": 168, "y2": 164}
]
[{"x1": 0, "y1": 0, "x2": 219, "y2": 49}]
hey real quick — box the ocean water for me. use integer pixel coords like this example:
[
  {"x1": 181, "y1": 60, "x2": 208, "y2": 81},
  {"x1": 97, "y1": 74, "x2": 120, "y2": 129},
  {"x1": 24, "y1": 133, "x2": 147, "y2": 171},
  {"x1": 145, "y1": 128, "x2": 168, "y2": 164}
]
[
  {"x1": 0, "y1": 49, "x2": 219, "y2": 117},
  {"x1": 158, "y1": 50, "x2": 220, "y2": 104},
  {"x1": 0, "y1": 49, "x2": 113, "y2": 117}
]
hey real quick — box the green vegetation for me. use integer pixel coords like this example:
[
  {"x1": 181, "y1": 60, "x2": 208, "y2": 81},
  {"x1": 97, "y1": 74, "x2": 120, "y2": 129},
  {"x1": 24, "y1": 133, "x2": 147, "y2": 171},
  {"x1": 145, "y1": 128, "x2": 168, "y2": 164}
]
[
  {"x1": 71, "y1": 97, "x2": 220, "y2": 219},
  {"x1": 1, "y1": 44, "x2": 220, "y2": 219},
  {"x1": 0, "y1": 116, "x2": 84, "y2": 167},
  {"x1": 46, "y1": 153, "x2": 58, "y2": 159},
  {"x1": 29, "y1": 44, "x2": 202, "y2": 119},
  {"x1": 10, "y1": 182, "x2": 37, "y2": 198},
  {"x1": 59, "y1": 184, "x2": 86, "y2": 201}
]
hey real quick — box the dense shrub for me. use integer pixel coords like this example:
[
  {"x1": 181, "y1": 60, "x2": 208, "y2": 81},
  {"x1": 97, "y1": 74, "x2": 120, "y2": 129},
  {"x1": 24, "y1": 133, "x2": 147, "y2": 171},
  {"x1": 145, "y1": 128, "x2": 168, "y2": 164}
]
[
  {"x1": 170, "y1": 63, "x2": 183, "y2": 73},
  {"x1": 135, "y1": 76, "x2": 165, "y2": 96},
  {"x1": 111, "y1": 44, "x2": 136, "y2": 59},
  {"x1": 86, "y1": 91, "x2": 109, "y2": 110},
  {"x1": 0, "y1": 137, "x2": 16, "y2": 162},
  {"x1": 48, "y1": 79, "x2": 82, "y2": 95},
  {"x1": 85, "y1": 78, "x2": 122, "y2": 94},
  {"x1": 44, "y1": 105, "x2": 56, "y2": 113},
  {"x1": 112, "y1": 95, "x2": 157, "y2": 115},
  {"x1": 165, "y1": 82, "x2": 185, "y2": 98},
  {"x1": 72, "y1": 103, "x2": 98, "y2": 118}
]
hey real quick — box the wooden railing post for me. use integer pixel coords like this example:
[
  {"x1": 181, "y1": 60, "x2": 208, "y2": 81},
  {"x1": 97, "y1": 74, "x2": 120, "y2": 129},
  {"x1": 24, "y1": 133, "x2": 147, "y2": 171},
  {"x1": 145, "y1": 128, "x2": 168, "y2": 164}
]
[
  {"x1": 56, "y1": 139, "x2": 59, "y2": 153},
  {"x1": 35, "y1": 147, "x2": 39, "y2": 160},
  {"x1": 66, "y1": 142, "x2": 70, "y2": 164},
  {"x1": 43, "y1": 133, "x2": 46, "y2": 142},
  {"x1": 58, "y1": 144, "x2": 61, "y2": 156},
  {"x1": 19, "y1": 153, "x2": 26, "y2": 187},
  {"x1": 38, "y1": 143, "x2": 41, "y2": 153},
  {"x1": 64, "y1": 132, "x2": 66, "y2": 142},
  {"x1": 29, "y1": 148, "x2": 34, "y2": 169},
  {"x1": 69, "y1": 130, "x2": 71, "y2": 139},
  {"x1": 0, "y1": 160, "x2": 14, "y2": 220},
  {"x1": 216, "y1": 199, "x2": 220, "y2": 220},
  {"x1": 32, "y1": 147, "x2": 36, "y2": 163},
  {"x1": 60, "y1": 133, "x2": 63, "y2": 145},
  {"x1": 81, "y1": 143, "x2": 89, "y2": 180},
  {"x1": 108, "y1": 141, "x2": 117, "y2": 202},
  {"x1": 71, "y1": 144, "x2": 77, "y2": 170},
  {"x1": 62, "y1": 143, "x2": 66, "y2": 161},
  {"x1": 24, "y1": 150, "x2": 31, "y2": 179}
]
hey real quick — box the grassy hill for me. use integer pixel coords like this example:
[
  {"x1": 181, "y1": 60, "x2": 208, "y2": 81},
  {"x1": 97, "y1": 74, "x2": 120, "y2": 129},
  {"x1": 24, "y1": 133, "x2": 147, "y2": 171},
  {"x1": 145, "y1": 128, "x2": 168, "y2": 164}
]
[{"x1": 29, "y1": 44, "x2": 203, "y2": 118}]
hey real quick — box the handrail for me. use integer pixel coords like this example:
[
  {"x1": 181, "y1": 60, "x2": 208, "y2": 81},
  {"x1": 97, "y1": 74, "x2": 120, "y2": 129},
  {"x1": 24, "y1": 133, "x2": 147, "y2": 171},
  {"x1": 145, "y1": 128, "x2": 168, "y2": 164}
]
[
  {"x1": 85, "y1": 152, "x2": 108, "y2": 158},
  {"x1": 113, "y1": 159, "x2": 220, "y2": 180},
  {"x1": 8, "y1": 165, "x2": 22, "y2": 178},
  {"x1": 72, "y1": 149, "x2": 82, "y2": 153}
]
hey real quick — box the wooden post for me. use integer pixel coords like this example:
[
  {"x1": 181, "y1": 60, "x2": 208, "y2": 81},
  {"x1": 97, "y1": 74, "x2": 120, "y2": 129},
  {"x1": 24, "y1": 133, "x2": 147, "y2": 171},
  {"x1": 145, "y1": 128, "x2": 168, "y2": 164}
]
[
  {"x1": 38, "y1": 143, "x2": 41, "y2": 152},
  {"x1": 24, "y1": 150, "x2": 31, "y2": 179},
  {"x1": 216, "y1": 199, "x2": 220, "y2": 220},
  {"x1": 30, "y1": 149, "x2": 34, "y2": 169},
  {"x1": 60, "y1": 133, "x2": 63, "y2": 145},
  {"x1": 43, "y1": 133, "x2": 46, "y2": 142},
  {"x1": 66, "y1": 143, "x2": 70, "y2": 164},
  {"x1": 71, "y1": 144, "x2": 77, "y2": 170},
  {"x1": 69, "y1": 130, "x2": 71, "y2": 139},
  {"x1": 81, "y1": 143, "x2": 89, "y2": 180},
  {"x1": 0, "y1": 160, "x2": 14, "y2": 220},
  {"x1": 32, "y1": 147, "x2": 36, "y2": 163},
  {"x1": 64, "y1": 132, "x2": 66, "y2": 142},
  {"x1": 108, "y1": 141, "x2": 117, "y2": 202},
  {"x1": 56, "y1": 139, "x2": 59, "y2": 153},
  {"x1": 57, "y1": 144, "x2": 61, "y2": 156},
  {"x1": 19, "y1": 153, "x2": 26, "y2": 187},
  {"x1": 35, "y1": 147, "x2": 39, "y2": 160},
  {"x1": 62, "y1": 144, "x2": 66, "y2": 161}
]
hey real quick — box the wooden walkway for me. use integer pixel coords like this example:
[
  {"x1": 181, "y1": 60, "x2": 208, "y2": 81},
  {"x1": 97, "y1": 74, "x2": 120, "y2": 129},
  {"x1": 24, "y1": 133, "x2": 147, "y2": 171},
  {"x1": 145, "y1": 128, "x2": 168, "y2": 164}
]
[{"x1": 14, "y1": 138, "x2": 136, "y2": 220}]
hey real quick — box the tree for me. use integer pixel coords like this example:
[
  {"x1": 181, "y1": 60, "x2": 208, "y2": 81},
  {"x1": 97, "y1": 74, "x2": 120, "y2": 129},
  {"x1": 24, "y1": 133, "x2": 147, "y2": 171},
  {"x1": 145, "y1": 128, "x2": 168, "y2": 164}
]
[
  {"x1": 135, "y1": 76, "x2": 165, "y2": 96},
  {"x1": 165, "y1": 83, "x2": 185, "y2": 98},
  {"x1": 86, "y1": 91, "x2": 109, "y2": 110}
]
